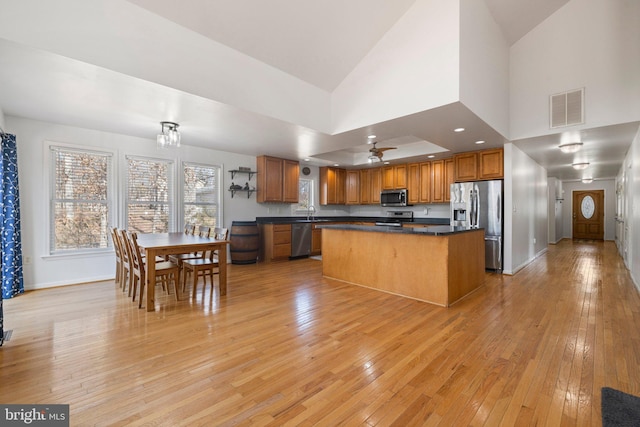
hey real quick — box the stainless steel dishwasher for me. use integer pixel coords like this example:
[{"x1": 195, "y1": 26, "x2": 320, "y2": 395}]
[{"x1": 290, "y1": 223, "x2": 312, "y2": 258}]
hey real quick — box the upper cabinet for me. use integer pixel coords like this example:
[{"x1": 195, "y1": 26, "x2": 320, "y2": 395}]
[
  {"x1": 454, "y1": 148, "x2": 504, "y2": 182},
  {"x1": 478, "y1": 148, "x2": 504, "y2": 180},
  {"x1": 444, "y1": 158, "x2": 454, "y2": 202},
  {"x1": 359, "y1": 169, "x2": 371, "y2": 204},
  {"x1": 382, "y1": 164, "x2": 407, "y2": 190},
  {"x1": 345, "y1": 170, "x2": 360, "y2": 205},
  {"x1": 454, "y1": 152, "x2": 478, "y2": 182},
  {"x1": 256, "y1": 155, "x2": 299, "y2": 203},
  {"x1": 407, "y1": 163, "x2": 421, "y2": 205},
  {"x1": 319, "y1": 166, "x2": 346, "y2": 205}
]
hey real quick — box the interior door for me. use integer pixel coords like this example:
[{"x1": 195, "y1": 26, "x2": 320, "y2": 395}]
[{"x1": 572, "y1": 190, "x2": 604, "y2": 240}]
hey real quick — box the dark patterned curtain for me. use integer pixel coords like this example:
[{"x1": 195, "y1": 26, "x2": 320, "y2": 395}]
[{"x1": 1, "y1": 132, "x2": 24, "y2": 346}]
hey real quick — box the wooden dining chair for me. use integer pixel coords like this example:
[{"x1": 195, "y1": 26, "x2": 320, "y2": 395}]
[
  {"x1": 110, "y1": 227, "x2": 124, "y2": 289},
  {"x1": 182, "y1": 227, "x2": 229, "y2": 297},
  {"x1": 125, "y1": 231, "x2": 181, "y2": 308},
  {"x1": 169, "y1": 225, "x2": 212, "y2": 279},
  {"x1": 184, "y1": 223, "x2": 195, "y2": 235},
  {"x1": 117, "y1": 229, "x2": 135, "y2": 294}
]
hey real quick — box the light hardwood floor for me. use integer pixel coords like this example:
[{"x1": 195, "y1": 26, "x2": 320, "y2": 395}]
[{"x1": 1, "y1": 239, "x2": 638, "y2": 426}]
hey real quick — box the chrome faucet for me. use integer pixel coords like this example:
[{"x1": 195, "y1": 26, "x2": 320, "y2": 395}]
[{"x1": 307, "y1": 205, "x2": 316, "y2": 220}]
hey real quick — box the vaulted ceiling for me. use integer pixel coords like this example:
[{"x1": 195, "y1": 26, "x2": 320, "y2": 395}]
[{"x1": 0, "y1": 0, "x2": 635, "y2": 181}]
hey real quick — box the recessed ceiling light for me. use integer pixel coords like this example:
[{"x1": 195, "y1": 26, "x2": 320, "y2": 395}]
[
  {"x1": 559, "y1": 142, "x2": 583, "y2": 153},
  {"x1": 454, "y1": 128, "x2": 465, "y2": 132},
  {"x1": 333, "y1": 163, "x2": 339, "y2": 167},
  {"x1": 572, "y1": 162, "x2": 590, "y2": 170},
  {"x1": 368, "y1": 135, "x2": 376, "y2": 139},
  {"x1": 582, "y1": 177, "x2": 593, "y2": 183},
  {"x1": 304, "y1": 158, "x2": 310, "y2": 162},
  {"x1": 383, "y1": 161, "x2": 390, "y2": 165},
  {"x1": 475, "y1": 140, "x2": 485, "y2": 145},
  {"x1": 427, "y1": 155, "x2": 435, "y2": 158}
]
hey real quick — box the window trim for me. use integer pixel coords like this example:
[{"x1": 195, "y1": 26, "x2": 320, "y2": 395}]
[
  {"x1": 45, "y1": 141, "x2": 117, "y2": 257},
  {"x1": 124, "y1": 154, "x2": 176, "y2": 233},
  {"x1": 295, "y1": 177, "x2": 314, "y2": 212},
  {"x1": 181, "y1": 161, "x2": 223, "y2": 230}
]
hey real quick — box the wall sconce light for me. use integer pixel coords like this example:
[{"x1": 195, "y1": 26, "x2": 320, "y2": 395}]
[
  {"x1": 157, "y1": 121, "x2": 180, "y2": 149},
  {"x1": 581, "y1": 177, "x2": 593, "y2": 183},
  {"x1": 559, "y1": 142, "x2": 583, "y2": 153}
]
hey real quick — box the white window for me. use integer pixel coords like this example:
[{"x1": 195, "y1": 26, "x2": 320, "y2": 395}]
[
  {"x1": 126, "y1": 156, "x2": 174, "y2": 233},
  {"x1": 297, "y1": 178, "x2": 313, "y2": 211},
  {"x1": 182, "y1": 162, "x2": 221, "y2": 228},
  {"x1": 50, "y1": 146, "x2": 113, "y2": 254}
]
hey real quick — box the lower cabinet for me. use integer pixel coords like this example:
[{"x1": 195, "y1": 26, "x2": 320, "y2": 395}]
[
  {"x1": 259, "y1": 223, "x2": 291, "y2": 262},
  {"x1": 311, "y1": 223, "x2": 322, "y2": 255}
]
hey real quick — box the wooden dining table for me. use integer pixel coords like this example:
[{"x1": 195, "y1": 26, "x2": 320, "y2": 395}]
[{"x1": 136, "y1": 232, "x2": 230, "y2": 311}]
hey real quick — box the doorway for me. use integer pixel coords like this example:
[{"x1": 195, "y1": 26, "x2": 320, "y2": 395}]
[{"x1": 572, "y1": 190, "x2": 604, "y2": 240}]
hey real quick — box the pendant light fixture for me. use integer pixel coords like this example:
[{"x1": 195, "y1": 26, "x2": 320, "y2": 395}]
[{"x1": 157, "y1": 121, "x2": 181, "y2": 149}]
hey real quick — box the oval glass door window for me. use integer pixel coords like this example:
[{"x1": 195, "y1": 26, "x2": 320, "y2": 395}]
[{"x1": 581, "y1": 195, "x2": 595, "y2": 219}]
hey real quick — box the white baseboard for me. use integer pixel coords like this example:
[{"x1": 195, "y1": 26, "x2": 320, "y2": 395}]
[{"x1": 26, "y1": 275, "x2": 114, "y2": 291}]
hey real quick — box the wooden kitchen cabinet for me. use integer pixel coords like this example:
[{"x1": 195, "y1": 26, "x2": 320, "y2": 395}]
[
  {"x1": 454, "y1": 152, "x2": 478, "y2": 182},
  {"x1": 453, "y1": 148, "x2": 504, "y2": 182},
  {"x1": 444, "y1": 158, "x2": 454, "y2": 202},
  {"x1": 259, "y1": 223, "x2": 292, "y2": 262},
  {"x1": 419, "y1": 162, "x2": 431, "y2": 203},
  {"x1": 345, "y1": 170, "x2": 360, "y2": 205},
  {"x1": 382, "y1": 164, "x2": 407, "y2": 190},
  {"x1": 479, "y1": 148, "x2": 504, "y2": 179},
  {"x1": 311, "y1": 223, "x2": 322, "y2": 255},
  {"x1": 283, "y1": 159, "x2": 300, "y2": 202},
  {"x1": 319, "y1": 166, "x2": 346, "y2": 205},
  {"x1": 407, "y1": 163, "x2": 421, "y2": 205},
  {"x1": 359, "y1": 169, "x2": 371, "y2": 204},
  {"x1": 430, "y1": 160, "x2": 445, "y2": 203},
  {"x1": 382, "y1": 166, "x2": 394, "y2": 190},
  {"x1": 256, "y1": 155, "x2": 299, "y2": 203},
  {"x1": 430, "y1": 158, "x2": 454, "y2": 203},
  {"x1": 370, "y1": 167, "x2": 382, "y2": 204}
]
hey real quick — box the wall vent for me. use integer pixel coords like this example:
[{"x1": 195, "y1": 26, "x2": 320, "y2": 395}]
[{"x1": 550, "y1": 88, "x2": 584, "y2": 128}]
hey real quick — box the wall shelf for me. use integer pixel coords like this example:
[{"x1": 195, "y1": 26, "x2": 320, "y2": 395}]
[
  {"x1": 229, "y1": 188, "x2": 255, "y2": 198},
  {"x1": 229, "y1": 169, "x2": 256, "y2": 180}
]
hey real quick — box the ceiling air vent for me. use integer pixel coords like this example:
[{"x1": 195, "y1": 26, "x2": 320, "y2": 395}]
[{"x1": 550, "y1": 88, "x2": 584, "y2": 128}]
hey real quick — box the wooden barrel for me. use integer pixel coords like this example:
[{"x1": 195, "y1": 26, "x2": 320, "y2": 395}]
[{"x1": 230, "y1": 221, "x2": 259, "y2": 264}]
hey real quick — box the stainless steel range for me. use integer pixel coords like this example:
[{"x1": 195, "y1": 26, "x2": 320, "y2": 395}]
[{"x1": 375, "y1": 211, "x2": 414, "y2": 227}]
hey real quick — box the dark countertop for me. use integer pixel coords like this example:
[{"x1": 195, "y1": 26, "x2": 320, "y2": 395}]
[
  {"x1": 255, "y1": 216, "x2": 450, "y2": 225},
  {"x1": 316, "y1": 223, "x2": 482, "y2": 236}
]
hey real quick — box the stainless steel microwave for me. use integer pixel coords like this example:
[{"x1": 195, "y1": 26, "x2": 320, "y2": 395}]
[{"x1": 380, "y1": 189, "x2": 409, "y2": 207}]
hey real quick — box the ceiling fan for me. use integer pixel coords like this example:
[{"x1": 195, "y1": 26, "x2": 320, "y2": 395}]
[{"x1": 368, "y1": 141, "x2": 396, "y2": 162}]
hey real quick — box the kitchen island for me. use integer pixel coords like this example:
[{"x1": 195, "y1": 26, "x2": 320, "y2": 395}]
[{"x1": 319, "y1": 224, "x2": 485, "y2": 307}]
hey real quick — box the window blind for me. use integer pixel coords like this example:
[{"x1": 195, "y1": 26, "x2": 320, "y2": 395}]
[
  {"x1": 126, "y1": 156, "x2": 174, "y2": 233},
  {"x1": 183, "y1": 162, "x2": 221, "y2": 228},
  {"x1": 50, "y1": 146, "x2": 112, "y2": 253}
]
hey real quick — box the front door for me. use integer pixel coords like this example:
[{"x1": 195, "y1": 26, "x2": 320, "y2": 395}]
[{"x1": 573, "y1": 190, "x2": 604, "y2": 240}]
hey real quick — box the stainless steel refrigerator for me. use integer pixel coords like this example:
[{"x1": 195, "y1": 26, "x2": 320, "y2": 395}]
[{"x1": 450, "y1": 180, "x2": 503, "y2": 271}]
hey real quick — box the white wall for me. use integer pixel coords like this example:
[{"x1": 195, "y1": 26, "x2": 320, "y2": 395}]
[
  {"x1": 8, "y1": 115, "x2": 273, "y2": 290},
  {"x1": 547, "y1": 178, "x2": 564, "y2": 244},
  {"x1": 0, "y1": 0, "x2": 332, "y2": 133},
  {"x1": 509, "y1": 0, "x2": 640, "y2": 139},
  {"x1": 561, "y1": 179, "x2": 616, "y2": 241},
  {"x1": 459, "y1": 0, "x2": 510, "y2": 138},
  {"x1": 504, "y1": 143, "x2": 548, "y2": 275},
  {"x1": 331, "y1": 0, "x2": 461, "y2": 133},
  {"x1": 624, "y1": 127, "x2": 639, "y2": 289}
]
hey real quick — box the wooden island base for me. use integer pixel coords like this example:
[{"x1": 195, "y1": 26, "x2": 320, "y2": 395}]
[{"x1": 321, "y1": 227, "x2": 485, "y2": 307}]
